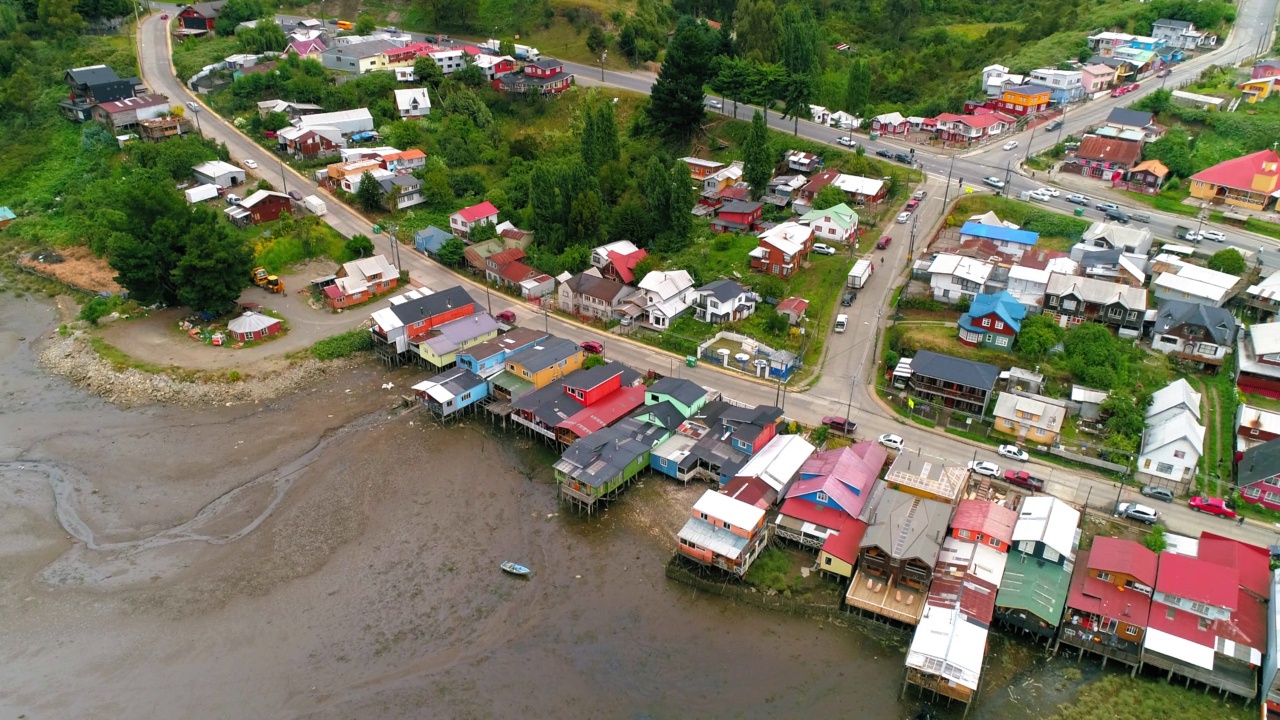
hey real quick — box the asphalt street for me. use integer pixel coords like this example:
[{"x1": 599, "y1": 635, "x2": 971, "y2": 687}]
[{"x1": 136, "y1": 5, "x2": 1280, "y2": 545}]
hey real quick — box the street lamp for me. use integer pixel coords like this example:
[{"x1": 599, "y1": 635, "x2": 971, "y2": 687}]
[
  {"x1": 190, "y1": 105, "x2": 202, "y2": 136},
  {"x1": 600, "y1": 51, "x2": 607, "y2": 81}
]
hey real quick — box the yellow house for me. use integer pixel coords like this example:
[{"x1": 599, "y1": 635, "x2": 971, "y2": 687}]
[
  {"x1": 1239, "y1": 76, "x2": 1277, "y2": 103},
  {"x1": 992, "y1": 392, "x2": 1065, "y2": 445},
  {"x1": 1189, "y1": 149, "x2": 1280, "y2": 212},
  {"x1": 503, "y1": 336, "x2": 585, "y2": 389},
  {"x1": 415, "y1": 314, "x2": 500, "y2": 369}
]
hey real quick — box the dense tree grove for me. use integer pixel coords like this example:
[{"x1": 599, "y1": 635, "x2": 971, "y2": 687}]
[{"x1": 646, "y1": 15, "x2": 717, "y2": 140}]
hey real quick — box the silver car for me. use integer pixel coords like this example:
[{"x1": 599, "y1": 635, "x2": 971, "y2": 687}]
[{"x1": 1116, "y1": 502, "x2": 1159, "y2": 525}]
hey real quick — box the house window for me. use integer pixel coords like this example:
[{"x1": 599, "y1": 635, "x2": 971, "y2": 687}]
[
  {"x1": 1062, "y1": 299, "x2": 1077, "y2": 311},
  {"x1": 1047, "y1": 296, "x2": 1058, "y2": 307},
  {"x1": 722, "y1": 521, "x2": 731, "y2": 530},
  {"x1": 988, "y1": 537, "x2": 1000, "y2": 547},
  {"x1": 1173, "y1": 450, "x2": 1185, "y2": 459},
  {"x1": 996, "y1": 336, "x2": 1009, "y2": 347},
  {"x1": 1123, "y1": 625, "x2": 1138, "y2": 637},
  {"x1": 1018, "y1": 541, "x2": 1035, "y2": 554},
  {"x1": 985, "y1": 334, "x2": 995, "y2": 343},
  {"x1": 1044, "y1": 547, "x2": 1061, "y2": 563},
  {"x1": 1244, "y1": 486, "x2": 1261, "y2": 498},
  {"x1": 1198, "y1": 616, "x2": 1212, "y2": 631},
  {"x1": 1266, "y1": 491, "x2": 1280, "y2": 504},
  {"x1": 981, "y1": 318, "x2": 991, "y2": 327},
  {"x1": 1166, "y1": 606, "x2": 1176, "y2": 620},
  {"x1": 958, "y1": 529, "x2": 971, "y2": 539},
  {"x1": 1096, "y1": 571, "x2": 1112, "y2": 582},
  {"x1": 1108, "y1": 307, "x2": 1122, "y2": 318},
  {"x1": 816, "y1": 491, "x2": 828, "y2": 503},
  {"x1": 699, "y1": 512, "x2": 708, "y2": 521},
  {"x1": 824, "y1": 556, "x2": 833, "y2": 566},
  {"x1": 1156, "y1": 462, "x2": 1174, "y2": 474}
]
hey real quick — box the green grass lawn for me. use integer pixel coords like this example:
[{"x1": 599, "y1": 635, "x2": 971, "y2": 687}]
[
  {"x1": 1048, "y1": 674, "x2": 1253, "y2": 720},
  {"x1": 172, "y1": 34, "x2": 240, "y2": 82},
  {"x1": 1121, "y1": 188, "x2": 1200, "y2": 218},
  {"x1": 948, "y1": 194, "x2": 1088, "y2": 251},
  {"x1": 1242, "y1": 391, "x2": 1280, "y2": 412},
  {"x1": 236, "y1": 216, "x2": 352, "y2": 273}
]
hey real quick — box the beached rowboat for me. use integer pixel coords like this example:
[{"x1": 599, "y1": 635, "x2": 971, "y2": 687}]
[{"x1": 500, "y1": 561, "x2": 530, "y2": 576}]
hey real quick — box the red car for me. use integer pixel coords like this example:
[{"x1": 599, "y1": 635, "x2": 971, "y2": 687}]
[
  {"x1": 1110, "y1": 87, "x2": 1127, "y2": 98},
  {"x1": 495, "y1": 310, "x2": 516, "y2": 324},
  {"x1": 1003, "y1": 469, "x2": 1045, "y2": 492},
  {"x1": 1127, "y1": 83, "x2": 1141, "y2": 92},
  {"x1": 580, "y1": 340, "x2": 604, "y2": 355},
  {"x1": 904, "y1": 199, "x2": 919, "y2": 212},
  {"x1": 160, "y1": 13, "x2": 168, "y2": 19},
  {"x1": 1188, "y1": 496, "x2": 1237, "y2": 519},
  {"x1": 875, "y1": 235, "x2": 892, "y2": 250}
]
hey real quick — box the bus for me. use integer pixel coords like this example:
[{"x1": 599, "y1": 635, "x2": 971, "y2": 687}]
[{"x1": 336, "y1": 19, "x2": 353, "y2": 30}]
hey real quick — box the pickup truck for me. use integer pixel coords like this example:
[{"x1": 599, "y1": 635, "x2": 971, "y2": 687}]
[
  {"x1": 1003, "y1": 470, "x2": 1045, "y2": 492},
  {"x1": 822, "y1": 416, "x2": 857, "y2": 436}
]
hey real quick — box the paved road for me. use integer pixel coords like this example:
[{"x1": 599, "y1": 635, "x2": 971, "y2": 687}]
[{"x1": 136, "y1": 8, "x2": 1280, "y2": 546}]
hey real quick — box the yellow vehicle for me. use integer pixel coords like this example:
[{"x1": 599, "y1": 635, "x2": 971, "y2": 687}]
[
  {"x1": 252, "y1": 267, "x2": 284, "y2": 293},
  {"x1": 336, "y1": 19, "x2": 353, "y2": 30}
]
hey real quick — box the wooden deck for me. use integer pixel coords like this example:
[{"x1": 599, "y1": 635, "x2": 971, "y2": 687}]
[
  {"x1": 1056, "y1": 626, "x2": 1142, "y2": 668},
  {"x1": 845, "y1": 568, "x2": 925, "y2": 626},
  {"x1": 1141, "y1": 651, "x2": 1258, "y2": 701}
]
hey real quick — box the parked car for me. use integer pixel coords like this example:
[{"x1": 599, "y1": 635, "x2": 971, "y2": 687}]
[
  {"x1": 1066, "y1": 194, "x2": 1089, "y2": 205},
  {"x1": 1132, "y1": 211, "x2": 1152, "y2": 223},
  {"x1": 187, "y1": 101, "x2": 200, "y2": 110},
  {"x1": 896, "y1": 211, "x2": 911, "y2": 224},
  {"x1": 841, "y1": 290, "x2": 856, "y2": 306},
  {"x1": 875, "y1": 149, "x2": 894, "y2": 158},
  {"x1": 1157, "y1": 68, "x2": 1171, "y2": 78},
  {"x1": 905, "y1": 199, "x2": 919, "y2": 212},
  {"x1": 822, "y1": 416, "x2": 857, "y2": 435},
  {"x1": 160, "y1": 13, "x2": 168, "y2": 19},
  {"x1": 1140, "y1": 485, "x2": 1175, "y2": 503},
  {"x1": 997, "y1": 444, "x2": 1028, "y2": 462},
  {"x1": 707, "y1": 99, "x2": 722, "y2": 109},
  {"x1": 893, "y1": 152, "x2": 913, "y2": 163},
  {"x1": 579, "y1": 340, "x2": 604, "y2": 355},
  {"x1": 1003, "y1": 470, "x2": 1045, "y2": 492},
  {"x1": 983, "y1": 177, "x2": 1005, "y2": 189},
  {"x1": 812, "y1": 243, "x2": 836, "y2": 255},
  {"x1": 243, "y1": 159, "x2": 258, "y2": 169},
  {"x1": 1002, "y1": 140, "x2": 1019, "y2": 151},
  {"x1": 619, "y1": 316, "x2": 633, "y2": 326},
  {"x1": 837, "y1": 136, "x2": 858, "y2": 147},
  {"x1": 1046, "y1": 119, "x2": 1063, "y2": 131},
  {"x1": 495, "y1": 310, "x2": 517, "y2": 324},
  {"x1": 1110, "y1": 87, "x2": 1128, "y2": 98},
  {"x1": 1127, "y1": 83, "x2": 1141, "y2": 92},
  {"x1": 1105, "y1": 208, "x2": 1130, "y2": 224},
  {"x1": 913, "y1": 189, "x2": 928, "y2": 200},
  {"x1": 1115, "y1": 502, "x2": 1159, "y2": 525},
  {"x1": 877, "y1": 433, "x2": 905, "y2": 451},
  {"x1": 967, "y1": 460, "x2": 1000, "y2": 478},
  {"x1": 288, "y1": 190, "x2": 303, "y2": 202},
  {"x1": 876, "y1": 235, "x2": 892, "y2": 249},
  {"x1": 1095, "y1": 201, "x2": 1119, "y2": 212},
  {"x1": 1189, "y1": 495, "x2": 1237, "y2": 518},
  {"x1": 1028, "y1": 189, "x2": 1051, "y2": 202}
]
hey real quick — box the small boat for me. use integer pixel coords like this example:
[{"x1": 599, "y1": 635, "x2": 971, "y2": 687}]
[{"x1": 500, "y1": 561, "x2": 531, "y2": 576}]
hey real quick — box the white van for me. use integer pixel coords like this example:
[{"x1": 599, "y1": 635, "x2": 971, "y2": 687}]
[{"x1": 834, "y1": 314, "x2": 848, "y2": 333}]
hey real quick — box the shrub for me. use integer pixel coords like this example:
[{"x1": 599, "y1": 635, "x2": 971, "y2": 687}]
[
  {"x1": 79, "y1": 296, "x2": 115, "y2": 325},
  {"x1": 310, "y1": 328, "x2": 374, "y2": 359},
  {"x1": 897, "y1": 296, "x2": 944, "y2": 311}
]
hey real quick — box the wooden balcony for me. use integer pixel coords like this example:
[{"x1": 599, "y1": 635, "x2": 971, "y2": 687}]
[
  {"x1": 1142, "y1": 650, "x2": 1257, "y2": 700},
  {"x1": 845, "y1": 568, "x2": 925, "y2": 626},
  {"x1": 1057, "y1": 625, "x2": 1142, "y2": 667}
]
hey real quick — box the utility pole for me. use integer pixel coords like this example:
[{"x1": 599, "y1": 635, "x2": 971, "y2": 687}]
[
  {"x1": 1003, "y1": 160, "x2": 1013, "y2": 196},
  {"x1": 1056, "y1": 104, "x2": 1068, "y2": 145},
  {"x1": 940, "y1": 153, "x2": 956, "y2": 211},
  {"x1": 278, "y1": 159, "x2": 288, "y2": 194},
  {"x1": 599, "y1": 51, "x2": 606, "y2": 81},
  {"x1": 1022, "y1": 122, "x2": 1035, "y2": 166},
  {"x1": 908, "y1": 214, "x2": 918, "y2": 263}
]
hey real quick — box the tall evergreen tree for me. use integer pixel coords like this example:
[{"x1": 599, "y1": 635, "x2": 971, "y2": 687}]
[
  {"x1": 844, "y1": 60, "x2": 871, "y2": 116},
  {"x1": 639, "y1": 156, "x2": 672, "y2": 247},
  {"x1": 710, "y1": 56, "x2": 754, "y2": 116},
  {"x1": 661, "y1": 164, "x2": 695, "y2": 253},
  {"x1": 743, "y1": 110, "x2": 772, "y2": 201},
  {"x1": 596, "y1": 100, "x2": 620, "y2": 166},
  {"x1": 355, "y1": 171, "x2": 385, "y2": 211},
  {"x1": 173, "y1": 208, "x2": 255, "y2": 313},
  {"x1": 646, "y1": 16, "x2": 716, "y2": 140},
  {"x1": 733, "y1": 0, "x2": 780, "y2": 63},
  {"x1": 778, "y1": 6, "x2": 820, "y2": 135}
]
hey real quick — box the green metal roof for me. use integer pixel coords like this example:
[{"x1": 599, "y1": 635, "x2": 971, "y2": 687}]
[
  {"x1": 490, "y1": 370, "x2": 534, "y2": 398},
  {"x1": 996, "y1": 555, "x2": 1072, "y2": 626}
]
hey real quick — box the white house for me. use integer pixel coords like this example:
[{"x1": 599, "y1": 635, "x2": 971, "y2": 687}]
[
  {"x1": 340, "y1": 167, "x2": 393, "y2": 193},
  {"x1": 928, "y1": 253, "x2": 994, "y2": 303},
  {"x1": 192, "y1": 160, "x2": 246, "y2": 188},
  {"x1": 1080, "y1": 221, "x2": 1153, "y2": 255},
  {"x1": 1138, "y1": 379, "x2": 1205, "y2": 486},
  {"x1": 448, "y1": 200, "x2": 499, "y2": 237},
  {"x1": 808, "y1": 105, "x2": 832, "y2": 125},
  {"x1": 635, "y1": 269, "x2": 696, "y2": 329},
  {"x1": 1152, "y1": 19, "x2": 1209, "y2": 50},
  {"x1": 591, "y1": 240, "x2": 641, "y2": 270},
  {"x1": 981, "y1": 64, "x2": 1026, "y2": 96},
  {"x1": 293, "y1": 108, "x2": 375, "y2": 137},
  {"x1": 393, "y1": 87, "x2": 431, "y2": 118},
  {"x1": 1006, "y1": 257, "x2": 1078, "y2": 309},
  {"x1": 828, "y1": 111, "x2": 860, "y2": 129},
  {"x1": 1087, "y1": 31, "x2": 1137, "y2": 57},
  {"x1": 733, "y1": 434, "x2": 816, "y2": 493},
  {"x1": 798, "y1": 203, "x2": 858, "y2": 243},
  {"x1": 472, "y1": 53, "x2": 515, "y2": 80},
  {"x1": 693, "y1": 279, "x2": 756, "y2": 325},
  {"x1": 557, "y1": 268, "x2": 636, "y2": 322},
  {"x1": 831, "y1": 174, "x2": 886, "y2": 203},
  {"x1": 1028, "y1": 67, "x2": 1085, "y2": 102},
  {"x1": 1152, "y1": 259, "x2": 1241, "y2": 308}
]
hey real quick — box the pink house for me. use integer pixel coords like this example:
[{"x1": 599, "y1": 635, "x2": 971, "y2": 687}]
[
  {"x1": 449, "y1": 201, "x2": 499, "y2": 237},
  {"x1": 1081, "y1": 64, "x2": 1116, "y2": 93}
]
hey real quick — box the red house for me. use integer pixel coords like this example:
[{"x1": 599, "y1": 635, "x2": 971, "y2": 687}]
[
  {"x1": 224, "y1": 190, "x2": 291, "y2": 227},
  {"x1": 555, "y1": 364, "x2": 646, "y2": 444},
  {"x1": 602, "y1": 248, "x2": 647, "y2": 284},
  {"x1": 948, "y1": 499, "x2": 1017, "y2": 553},
  {"x1": 177, "y1": 2, "x2": 224, "y2": 32},
  {"x1": 751, "y1": 222, "x2": 812, "y2": 278},
  {"x1": 711, "y1": 200, "x2": 764, "y2": 234},
  {"x1": 796, "y1": 168, "x2": 840, "y2": 205},
  {"x1": 1252, "y1": 59, "x2": 1280, "y2": 80},
  {"x1": 1237, "y1": 438, "x2": 1280, "y2": 511},
  {"x1": 494, "y1": 58, "x2": 573, "y2": 95}
]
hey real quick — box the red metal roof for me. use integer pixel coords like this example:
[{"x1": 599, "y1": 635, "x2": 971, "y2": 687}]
[
  {"x1": 927, "y1": 571, "x2": 1000, "y2": 626},
  {"x1": 721, "y1": 476, "x2": 777, "y2": 510},
  {"x1": 1075, "y1": 136, "x2": 1142, "y2": 166},
  {"x1": 455, "y1": 201, "x2": 499, "y2": 223},
  {"x1": 821, "y1": 517, "x2": 867, "y2": 565},
  {"x1": 950, "y1": 499, "x2": 1017, "y2": 546},
  {"x1": 486, "y1": 248, "x2": 526, "y2": 266},
  {"x1": 1155, "y1": 552, "x2": 1238, "y2": 609},
  {"x1": 1087, "y1": 536, "x2": 1158, "y2": 586},
  {"x1": 1190, "y1": 149, "x2": 1280, "y2": 192},
  {"x1": 1067, "y1": 550, "x2": 1154, "y2": 625},
  {"x1": 1198, "y1": 532, "x2": 1271, "y2": 598},
  {"x1": 499, "y1": 260, "x2": 537, "y2": 284},
  {"x1": 778, "y1": 497, "x2": 852, "y2": 531},
  {"x1": 606, "y1": 248, "x2": 647, "y2": 284},
  {"x1": 554, "y1": 385, "x2": 645, "y2": 438},
  {"x1": 96, "y1": 94, "x2": 169, "y2": 114},
  {"x1": 776, "y1": 296, "x2": 809, "y2": 315}
]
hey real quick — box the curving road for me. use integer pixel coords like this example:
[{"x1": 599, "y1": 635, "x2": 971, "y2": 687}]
[{"x1": 136, "y1": 6, "x2": 1280, "y2": 545}]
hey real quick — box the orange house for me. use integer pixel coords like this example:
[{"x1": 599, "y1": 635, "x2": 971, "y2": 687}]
[
  {"x1": 1058, "y1": 536, "x2": 1157, "y2": 667},
  {"x1": 995, "y1": 85, "x2": 1051, "y2": 116},
  {"x1": 682, "y1": 156, "x2": 726, "y2": 180},
  {"x1": 677, "y1": 490, "x2": 769, "y2": 576},
  {"x1": 948, "y1": 499, "x2": 1017, "y2": 553}
]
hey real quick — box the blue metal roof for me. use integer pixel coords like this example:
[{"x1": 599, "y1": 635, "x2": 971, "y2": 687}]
[
  {"x1": 958, "y1": 290, "x2": 1027, "y2": 333},
  {"x1": 0, "y1": 207, "x2": 14, "y2": 221},
  {"x1": 959, "y1": 221, "x2": 1039, "y2": 246}
]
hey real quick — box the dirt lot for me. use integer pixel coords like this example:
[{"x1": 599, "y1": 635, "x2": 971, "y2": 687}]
[{"x1": 17, "y1": 246, "x2": 123, "y2": 294}]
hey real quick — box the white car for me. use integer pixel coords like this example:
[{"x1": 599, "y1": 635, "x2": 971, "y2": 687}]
[
  {"x1": 1039, "y1": 187, "x2": 1060, "y2": 197},
  {"x1": 983, "y1": 177, "x2": 1005, "y2": 189},
  {"x1": 1002, "y1": 140, "x2": 1019, "y2": 151},
  {"x1": 1116, "y1": 502, "x2": 1159, "y2": 525},
  {"x1": 707, "y1": 99, "x2": 722, "y2": 109},
  {"x1": 967, "y1": 460, "x2": 1000, "y2": 478},
  {"x1": 877, "y1": 434, "x2": 905, "y2": 451},
  {"x1": 997, "y1": 444, "x2": 1029, "y2": 462},
  {"x1": 812, "y1": 243, "x2": 836, "y2": 255},
  {"x1": 1200, "y1": 229, "x2": 1226, "y2": 242},
  {"x1": 837, "y1": 136, "x2": 858, "y2": 147},
  {"x1": 243, "y1": 159, "x2": 258, "y2": 169},
  {"x1": 186, "y1": 101, "x2": 199, "y2": 110},
  {"x1": 1027, "y1": 189, "x2": 1051, "y2": 202},
  {"x1": 896, "y1": 211, "x2": 911, "y2": 224}
]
